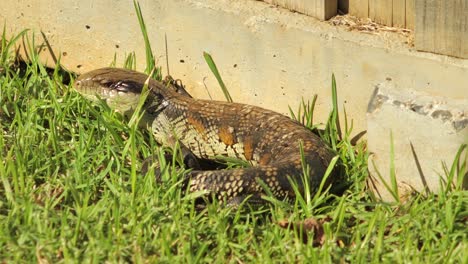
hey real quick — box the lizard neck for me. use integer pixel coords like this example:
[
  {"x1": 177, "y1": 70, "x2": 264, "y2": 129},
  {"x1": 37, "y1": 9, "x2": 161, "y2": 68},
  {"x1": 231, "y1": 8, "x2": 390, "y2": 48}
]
[{"x1": 138, "y1": 91, "x2": 193, "y2": 136}]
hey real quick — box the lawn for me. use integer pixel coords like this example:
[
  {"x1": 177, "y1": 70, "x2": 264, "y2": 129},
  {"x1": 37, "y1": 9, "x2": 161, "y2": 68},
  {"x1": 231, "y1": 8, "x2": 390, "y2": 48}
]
[{"x1": 0, "y1": 26, "x2": 466, "y2": 263}]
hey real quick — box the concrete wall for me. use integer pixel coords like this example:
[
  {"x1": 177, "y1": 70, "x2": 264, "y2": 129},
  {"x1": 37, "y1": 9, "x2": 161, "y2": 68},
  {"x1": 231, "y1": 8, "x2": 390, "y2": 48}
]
[{"x1": 1, "y1": 0, "x2": 467, "y2": 198}]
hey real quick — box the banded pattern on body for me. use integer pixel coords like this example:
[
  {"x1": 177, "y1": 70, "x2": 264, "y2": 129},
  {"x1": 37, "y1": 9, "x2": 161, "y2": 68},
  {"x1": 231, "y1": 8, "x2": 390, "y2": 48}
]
[{"x1": 75, "y1": 68, "x2": 336, "y2": 205}]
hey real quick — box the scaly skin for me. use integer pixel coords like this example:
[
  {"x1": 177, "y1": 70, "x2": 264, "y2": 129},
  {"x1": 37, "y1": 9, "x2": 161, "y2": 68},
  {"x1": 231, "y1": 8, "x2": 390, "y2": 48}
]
[{"x1": 75, "y1": 67, "x2": 336, "y2": 205}]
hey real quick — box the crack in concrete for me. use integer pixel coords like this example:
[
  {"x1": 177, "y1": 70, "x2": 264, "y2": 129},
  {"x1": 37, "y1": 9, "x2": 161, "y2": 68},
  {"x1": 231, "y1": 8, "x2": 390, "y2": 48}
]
[{"x1": 368, "y1": 86, "x2": 468, "y2": 132}]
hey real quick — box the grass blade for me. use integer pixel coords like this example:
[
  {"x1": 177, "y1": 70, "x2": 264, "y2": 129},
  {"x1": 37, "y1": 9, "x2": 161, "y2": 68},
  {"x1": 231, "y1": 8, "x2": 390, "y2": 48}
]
[
  {"x1": 133, "y1": 0, "x2": 162, "y2": 80},
  {"x1": 203, "y1": 51, "x2": 233, "y2": 102}
]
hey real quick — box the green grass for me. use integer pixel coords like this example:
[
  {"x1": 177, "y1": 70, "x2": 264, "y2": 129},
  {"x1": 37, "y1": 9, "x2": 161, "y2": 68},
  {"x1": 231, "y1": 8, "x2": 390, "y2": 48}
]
[{"x1": 1, "y1": 23, "x2": 467, "y2": 264}]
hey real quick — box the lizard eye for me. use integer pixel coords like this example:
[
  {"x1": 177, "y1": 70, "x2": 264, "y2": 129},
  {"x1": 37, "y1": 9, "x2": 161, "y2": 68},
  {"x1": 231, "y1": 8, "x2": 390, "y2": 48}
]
[
  {"x1": 110, "y1": 81, "x2": 139, "y2": 94},
  {"x1": 109, "y1": 81, "x2": 129, "y2": 92}
]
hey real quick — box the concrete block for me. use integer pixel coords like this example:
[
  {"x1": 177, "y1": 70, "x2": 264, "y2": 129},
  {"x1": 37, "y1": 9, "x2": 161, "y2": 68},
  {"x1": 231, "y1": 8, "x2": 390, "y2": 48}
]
[{"x1": 367, "y1": 82, "x2": 468, "y2": 201}]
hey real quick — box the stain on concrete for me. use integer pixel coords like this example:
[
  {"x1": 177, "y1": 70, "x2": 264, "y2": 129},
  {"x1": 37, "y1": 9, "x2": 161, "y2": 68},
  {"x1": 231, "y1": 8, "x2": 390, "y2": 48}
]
[
  {"x1": 453, "y1": 119, "x2": 468, "y2": 131},
  {"x1": 392, "y1": 100, "x2": 405, "y2": 108},
  {"x1": 409, "y1": 104, "x2": 424, "y2": 114},
  {"x1": 431, "y1": 110, "x2": 452, "y2": 122}
]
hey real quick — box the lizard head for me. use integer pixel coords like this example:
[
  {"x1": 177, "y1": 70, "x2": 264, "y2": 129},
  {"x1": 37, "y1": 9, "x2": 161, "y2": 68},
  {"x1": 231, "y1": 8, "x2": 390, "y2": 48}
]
[{"x1": 74, "y1": 67, "x2": 162, "y2": 117}]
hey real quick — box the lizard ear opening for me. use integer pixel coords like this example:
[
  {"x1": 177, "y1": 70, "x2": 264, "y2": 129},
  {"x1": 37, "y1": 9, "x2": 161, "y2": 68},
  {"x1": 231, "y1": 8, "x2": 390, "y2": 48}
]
[{"x1": 144, "y1": 93, "x2": 169, "y2": 115}]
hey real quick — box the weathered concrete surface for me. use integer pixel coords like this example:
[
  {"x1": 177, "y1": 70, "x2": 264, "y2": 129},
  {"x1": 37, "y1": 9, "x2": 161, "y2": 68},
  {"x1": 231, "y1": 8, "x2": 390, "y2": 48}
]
[
  {"x1": 367, "y1": 83, "x2": 468, "y2": 201},
  {"x1": 1, "y1": 0, "x2": 467, "y2": 137}
]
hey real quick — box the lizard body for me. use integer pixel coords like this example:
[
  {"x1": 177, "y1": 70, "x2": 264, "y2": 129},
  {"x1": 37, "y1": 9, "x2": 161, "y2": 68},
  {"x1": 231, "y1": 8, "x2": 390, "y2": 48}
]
[{"x1": 75, "y1": 68, "x2": 336, "y2": 205}]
